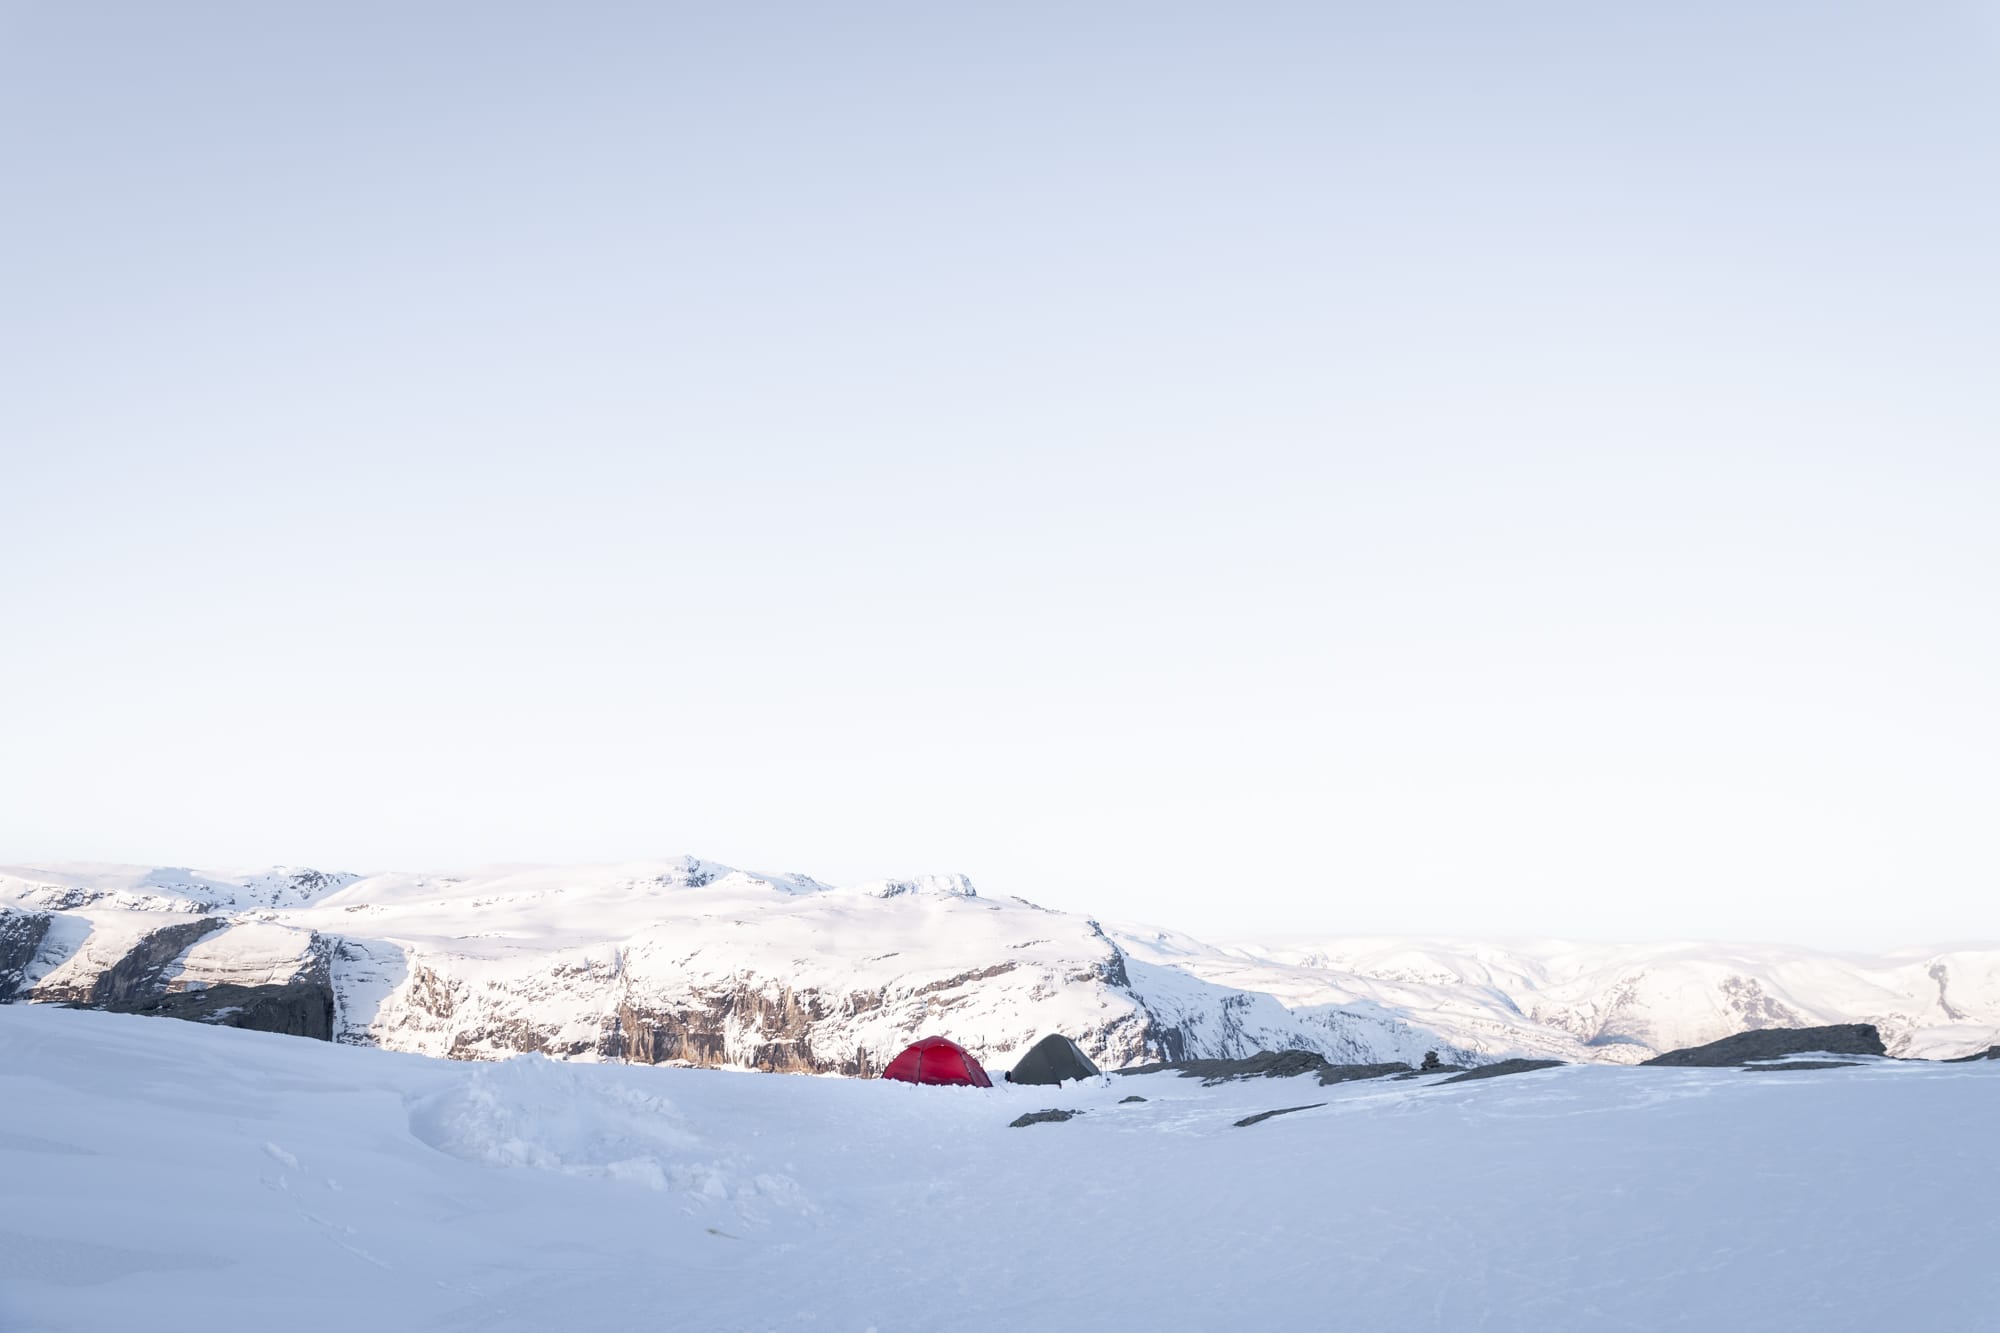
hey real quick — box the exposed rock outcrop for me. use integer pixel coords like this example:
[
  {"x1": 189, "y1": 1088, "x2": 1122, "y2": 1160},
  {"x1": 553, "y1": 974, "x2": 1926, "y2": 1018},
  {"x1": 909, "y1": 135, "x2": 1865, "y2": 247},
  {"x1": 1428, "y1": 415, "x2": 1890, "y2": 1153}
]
[
  {"x1": 34, "y1": 918, "x2": 227, "y2": 1007},
  {"x1": 128, "y1": 974, "x2": 336, "y2": 1039},
  {"x1": 1009, "y1": 1109, "x2": 1082, "y2": 1127},
  {"x1": 1439, "y1": 1058, "x2": 1565, "y2": 1083},
  {"x1": 1117, "y1": 1049, "x2": 1423, "y2": 1086},
  {"x1": 21, "y1": 914, "x2": 337, "y2": 1042},
  {"x1": 1739, "y1": 1060, "x2": 1859, "y2": 1071},
  {"x1": 1322, "y1": 1061, "x2": 1427, "y2": 1084},
  {"x1": 1640, "y1": 1024, "x2": 1887, "y2": 1067},
  {"x1": 1118, "y1": 1049, "x2": 1329, "y2": 1082},
  {"x1": 143, "y1": 927, "x2": 337, "y2": 1040},
  {"x1": 1234, "y1": 1103, "x2": 1324, "y2": 1127},
  {"x1": 0, "y1": 908, "x2": 53, "y2": 1001},
  {"x1": 599, "y1": 985, "x2": 837, "y2": 1073}
]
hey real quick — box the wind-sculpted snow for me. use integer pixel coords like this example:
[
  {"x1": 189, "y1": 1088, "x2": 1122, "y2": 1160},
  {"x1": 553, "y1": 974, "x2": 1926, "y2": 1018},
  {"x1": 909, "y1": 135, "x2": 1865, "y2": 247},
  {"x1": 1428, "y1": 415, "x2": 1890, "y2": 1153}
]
[
  {"x1": 408, "y1": 1053, "x2": 807, "y2": 1211},
  {"x1": 4, "y1": 859, "x2": 1997, "y2": 1071},
  {"x1": 5, "y1": 1004, "x2": 2000, "y2": 1332}
]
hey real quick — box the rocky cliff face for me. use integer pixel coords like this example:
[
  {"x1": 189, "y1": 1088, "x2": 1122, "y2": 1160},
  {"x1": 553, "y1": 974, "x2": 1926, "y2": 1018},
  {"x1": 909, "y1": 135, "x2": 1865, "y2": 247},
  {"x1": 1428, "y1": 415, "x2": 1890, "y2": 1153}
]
[
  {"x1": 1, "y1": 871, "x2": 339, "y2": 1042},
  {"x1": 0, "y1": 908, "x2": 53, "y2": 1002},
  {"x1": 130, "y1": 925, "x2": 337, "y2": 1040},
  {"x1": 33, "y1": 917, "x2": 227, "y2": 1007}
]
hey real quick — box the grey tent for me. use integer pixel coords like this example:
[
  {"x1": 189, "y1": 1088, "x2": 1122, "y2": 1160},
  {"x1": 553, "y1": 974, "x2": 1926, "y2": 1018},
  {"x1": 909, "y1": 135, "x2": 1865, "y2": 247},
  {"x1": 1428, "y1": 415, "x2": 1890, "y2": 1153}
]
[{"x1": 1007, "y1": 1033, "x2": 1102, "y2": 1085}]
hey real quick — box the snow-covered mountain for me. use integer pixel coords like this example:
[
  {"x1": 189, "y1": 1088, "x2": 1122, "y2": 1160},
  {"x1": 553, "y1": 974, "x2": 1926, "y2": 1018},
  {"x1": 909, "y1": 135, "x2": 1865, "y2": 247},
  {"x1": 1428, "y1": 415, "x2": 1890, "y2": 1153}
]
[
  {"x1": 3, "y1": 858, "x2": 1996, "y2": 1070},
  {"x1": 1112, "y1": 928, "x2": 2000, "y2": 1061},
  {"x1": 0, "y1": 859, "x2": 1455, "y2": 1072}
]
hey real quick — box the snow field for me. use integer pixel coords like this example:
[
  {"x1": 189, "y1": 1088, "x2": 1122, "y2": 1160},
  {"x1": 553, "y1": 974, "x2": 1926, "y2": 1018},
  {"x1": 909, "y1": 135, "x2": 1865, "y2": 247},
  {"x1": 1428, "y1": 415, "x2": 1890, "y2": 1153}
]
[{"x1": 4, "y1": 1005, "x2": 1998, "y2": 1331}]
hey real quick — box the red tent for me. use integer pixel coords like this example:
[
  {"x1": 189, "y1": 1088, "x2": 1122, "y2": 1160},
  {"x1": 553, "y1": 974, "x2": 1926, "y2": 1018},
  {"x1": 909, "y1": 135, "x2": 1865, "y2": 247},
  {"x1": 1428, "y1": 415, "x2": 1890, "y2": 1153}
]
[{"x1": 880, "y1": 1036, "x2": 993, "y2": 1087}]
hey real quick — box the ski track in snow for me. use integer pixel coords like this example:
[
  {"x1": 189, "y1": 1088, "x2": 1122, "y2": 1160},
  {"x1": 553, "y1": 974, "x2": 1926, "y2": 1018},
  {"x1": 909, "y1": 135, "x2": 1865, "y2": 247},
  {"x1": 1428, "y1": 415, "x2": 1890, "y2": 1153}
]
[{"x1": 3, "y1": 1005, "x2": 1998, "y2": 1331}]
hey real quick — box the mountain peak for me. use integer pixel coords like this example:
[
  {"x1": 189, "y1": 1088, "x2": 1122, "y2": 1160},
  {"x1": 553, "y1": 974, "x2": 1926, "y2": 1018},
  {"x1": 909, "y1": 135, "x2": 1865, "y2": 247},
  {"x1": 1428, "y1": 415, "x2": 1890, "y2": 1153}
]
[{"x1": 858, "y1": 873, "x2": 978, "y2": 900}]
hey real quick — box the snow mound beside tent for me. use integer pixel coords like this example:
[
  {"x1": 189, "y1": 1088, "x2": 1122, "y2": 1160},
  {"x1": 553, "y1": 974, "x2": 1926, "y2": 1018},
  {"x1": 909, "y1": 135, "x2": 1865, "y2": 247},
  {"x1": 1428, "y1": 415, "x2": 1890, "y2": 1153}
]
[{"x1": 409, "y1": 1055, "x2": 806, "y2": 1212}]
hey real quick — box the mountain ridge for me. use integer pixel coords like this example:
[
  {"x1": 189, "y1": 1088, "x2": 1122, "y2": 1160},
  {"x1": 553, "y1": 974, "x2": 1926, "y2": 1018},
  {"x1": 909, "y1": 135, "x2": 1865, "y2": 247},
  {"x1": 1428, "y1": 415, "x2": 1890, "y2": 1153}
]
[{"x1": 3, "y1": 858, "x2": 1995, "y2": 1069}]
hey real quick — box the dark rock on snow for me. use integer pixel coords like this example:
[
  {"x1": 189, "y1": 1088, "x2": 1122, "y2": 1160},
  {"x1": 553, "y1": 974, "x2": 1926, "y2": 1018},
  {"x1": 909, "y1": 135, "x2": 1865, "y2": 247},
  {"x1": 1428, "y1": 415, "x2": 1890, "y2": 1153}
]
[
  {"x1": 1010, "y1": 1109, "x2": 1083, "y2": 1128},
  {"x1": 1439, "y1": 1058, "x2": 1566, "y2": 1083},
  {"x1": 1321, "y1": 1061, "x2": 1424, "y2": 1085},
  {"x1": 1117, "y1": 1049, "x2": 1329, "y2": 1082},
  {"x1": 1119, "y1": 1095, "x2": 1148, "y2": 1103},
  {"x1": 1640, "y1": 1024, "x2": 1887, "y2": 1067},
  {"x1": 1943, "y1": 1045, "x2": 2000, "y2": 1063},
  {"x1": 1234, "y1": 1103, "x2": 1325, "y2": 1128},
  {"x1": 1740, "y1": 1060, "x2": 1860, "y2": 1071},
  {"x1": 1119, "y1": 1049, "x2": 1417, "y2": 1086}
]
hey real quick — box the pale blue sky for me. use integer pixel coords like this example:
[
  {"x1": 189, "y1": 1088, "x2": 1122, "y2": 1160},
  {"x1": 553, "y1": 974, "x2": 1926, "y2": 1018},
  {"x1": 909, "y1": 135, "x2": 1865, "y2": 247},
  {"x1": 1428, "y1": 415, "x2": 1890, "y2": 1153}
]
[{"x1": 4, "y1": 3, "x2": 1996, "y2": 946}]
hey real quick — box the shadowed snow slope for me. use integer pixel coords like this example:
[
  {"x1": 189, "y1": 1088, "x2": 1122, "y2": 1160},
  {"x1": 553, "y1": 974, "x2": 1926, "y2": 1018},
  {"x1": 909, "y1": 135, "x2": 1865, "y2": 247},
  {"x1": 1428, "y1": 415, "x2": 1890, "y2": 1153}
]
[{"x1": 3, "y1": 1005, "x2": 1998, "y2": 1332}]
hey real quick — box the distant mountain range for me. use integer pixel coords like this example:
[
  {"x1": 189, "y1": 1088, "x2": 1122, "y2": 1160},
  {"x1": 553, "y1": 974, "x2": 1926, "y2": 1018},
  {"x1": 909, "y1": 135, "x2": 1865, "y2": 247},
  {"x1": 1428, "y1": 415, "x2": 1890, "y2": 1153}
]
[{"x1": 3, "y1": 859, "x2": 1994, "y2": 1069}]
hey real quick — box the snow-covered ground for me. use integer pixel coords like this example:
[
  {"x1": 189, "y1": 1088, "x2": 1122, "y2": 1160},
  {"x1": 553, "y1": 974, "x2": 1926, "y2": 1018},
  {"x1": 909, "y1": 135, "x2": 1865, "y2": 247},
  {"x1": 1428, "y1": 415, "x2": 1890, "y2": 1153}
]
[{"x1": 4, "y1": 1005, "x2": 1996, "y2": 1332}]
